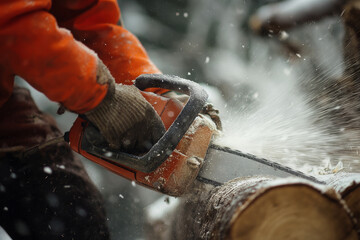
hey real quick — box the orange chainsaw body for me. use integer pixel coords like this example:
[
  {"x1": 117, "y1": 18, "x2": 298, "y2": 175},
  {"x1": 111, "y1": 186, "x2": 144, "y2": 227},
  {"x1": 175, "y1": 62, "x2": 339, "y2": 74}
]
[{"x1": 69, "y1": 92, "x2": 215, "y2": 196}]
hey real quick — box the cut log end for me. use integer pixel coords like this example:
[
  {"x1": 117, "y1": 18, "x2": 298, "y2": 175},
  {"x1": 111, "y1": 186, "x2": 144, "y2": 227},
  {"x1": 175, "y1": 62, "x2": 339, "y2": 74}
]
[{"x1": 229, "y1": 185, "x2": 357, "y2": 240}]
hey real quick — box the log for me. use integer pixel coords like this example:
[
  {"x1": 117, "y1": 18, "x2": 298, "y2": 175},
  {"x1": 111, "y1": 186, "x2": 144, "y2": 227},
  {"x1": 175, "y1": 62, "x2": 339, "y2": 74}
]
[
  {"x1": 145, "y1": 177, "x2": 358, "y2": 240},
  {"x1": 248, "y1": 0, "x2": 351, "y2": 59},
  {"x1": 327, "y1": 173, "x2": 360, "y2": 231},
  {"x1": 249, "y1": 0, "x2": 344, "y2": 35}
]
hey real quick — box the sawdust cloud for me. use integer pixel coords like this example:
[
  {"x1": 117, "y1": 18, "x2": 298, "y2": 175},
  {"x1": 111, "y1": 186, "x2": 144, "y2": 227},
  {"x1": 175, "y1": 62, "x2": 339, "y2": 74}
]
[{"x1": 212, "y1": 33, "x2": 360, "y2": 177}]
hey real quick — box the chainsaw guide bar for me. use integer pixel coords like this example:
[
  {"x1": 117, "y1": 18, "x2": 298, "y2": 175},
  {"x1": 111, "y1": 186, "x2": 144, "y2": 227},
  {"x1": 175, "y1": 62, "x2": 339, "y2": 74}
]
[{"x1": 197, "y1": 144, "x2": 325, "y2": 186}]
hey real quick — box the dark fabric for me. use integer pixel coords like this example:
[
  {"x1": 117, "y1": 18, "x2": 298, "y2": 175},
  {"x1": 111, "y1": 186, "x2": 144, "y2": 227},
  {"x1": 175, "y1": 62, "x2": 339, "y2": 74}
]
[
  {"x1": 0, "y1": 87, "x2": 61, "y2": 149},
  {"x1": 0, "y1": 87, "x2": 110, "y2": 239}
]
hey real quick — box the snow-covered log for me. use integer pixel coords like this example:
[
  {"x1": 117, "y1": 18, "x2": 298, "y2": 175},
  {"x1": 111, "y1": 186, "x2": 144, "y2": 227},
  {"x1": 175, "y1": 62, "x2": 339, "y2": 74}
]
[
  {"x1": 145, "y1": 177, "x2": 358, "y2": 240},
  {"x1": 249, "y1": 0, "x2": 344, "y2": 35}
]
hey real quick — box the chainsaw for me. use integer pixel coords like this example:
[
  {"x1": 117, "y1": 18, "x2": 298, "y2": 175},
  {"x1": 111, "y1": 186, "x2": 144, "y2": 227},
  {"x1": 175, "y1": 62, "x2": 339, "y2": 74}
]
[{"x1": 66, "y1": 74, "x2": 323, "y2": 196}]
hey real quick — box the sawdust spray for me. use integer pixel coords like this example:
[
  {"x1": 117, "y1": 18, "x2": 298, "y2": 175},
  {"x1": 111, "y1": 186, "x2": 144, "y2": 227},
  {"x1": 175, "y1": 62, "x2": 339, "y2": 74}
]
[{"x1": 211, "y1": 21, "x2": 360, "y2": 177}]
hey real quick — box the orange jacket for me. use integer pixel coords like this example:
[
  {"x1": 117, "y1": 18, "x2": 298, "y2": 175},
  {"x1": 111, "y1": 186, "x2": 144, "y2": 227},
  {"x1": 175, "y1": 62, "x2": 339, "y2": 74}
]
[{"x1": 0, "y1": 0, "x2": 161, "y2": 113}]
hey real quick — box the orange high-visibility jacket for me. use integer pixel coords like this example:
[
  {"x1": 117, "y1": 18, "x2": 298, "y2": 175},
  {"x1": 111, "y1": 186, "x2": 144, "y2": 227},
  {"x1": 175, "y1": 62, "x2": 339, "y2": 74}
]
[{"x1": 0, "y1": 0, "x2": 161, "y2": 113}]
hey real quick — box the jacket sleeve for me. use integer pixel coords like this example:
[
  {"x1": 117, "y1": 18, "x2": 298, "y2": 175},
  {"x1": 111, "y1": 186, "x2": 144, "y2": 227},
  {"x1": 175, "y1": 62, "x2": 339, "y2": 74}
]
[
  {"x1": 0, "y1": 0, "x2": 108, "y2": 113},
  {"x1": 51, "y1": 0, "x2": 165, "y2": 93}
]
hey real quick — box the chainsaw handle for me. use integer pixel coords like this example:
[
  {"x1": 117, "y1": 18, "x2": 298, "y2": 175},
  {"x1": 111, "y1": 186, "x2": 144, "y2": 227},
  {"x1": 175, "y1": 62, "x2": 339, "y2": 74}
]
[
  {"x1": 134, "y1": 74, "x2": 208, "y2": 172},
  {"x1": 82, "y1": 74, "x2": 208, "y2": 173}
]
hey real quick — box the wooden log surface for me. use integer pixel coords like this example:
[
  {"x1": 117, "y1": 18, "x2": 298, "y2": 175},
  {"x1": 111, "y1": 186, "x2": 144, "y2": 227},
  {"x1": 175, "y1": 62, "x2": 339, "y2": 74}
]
[{"x1": 146, "y1": 177, "x2": 358, "y2": 240}]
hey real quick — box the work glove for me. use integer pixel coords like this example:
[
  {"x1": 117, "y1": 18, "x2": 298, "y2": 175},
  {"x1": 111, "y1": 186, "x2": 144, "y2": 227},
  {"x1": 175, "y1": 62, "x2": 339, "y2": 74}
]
[{"x1": 85, "y1": 62, "x2": 166, "y2": 153}]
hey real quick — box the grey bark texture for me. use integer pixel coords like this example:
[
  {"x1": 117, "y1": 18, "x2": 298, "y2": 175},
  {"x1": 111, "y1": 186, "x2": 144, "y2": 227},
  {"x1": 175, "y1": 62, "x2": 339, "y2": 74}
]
[{"x1": 327, "y1": 173, "x2": 360, "y2": 231}]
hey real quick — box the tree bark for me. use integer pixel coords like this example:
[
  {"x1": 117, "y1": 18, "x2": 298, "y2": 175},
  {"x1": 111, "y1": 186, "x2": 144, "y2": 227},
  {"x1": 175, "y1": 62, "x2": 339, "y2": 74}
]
[
  {"x1": 327, "y1": 173, "x2": 360, "y2": 232},
  {"x1": 146, "y1": 177, "x2": 358, "y2": 240}
]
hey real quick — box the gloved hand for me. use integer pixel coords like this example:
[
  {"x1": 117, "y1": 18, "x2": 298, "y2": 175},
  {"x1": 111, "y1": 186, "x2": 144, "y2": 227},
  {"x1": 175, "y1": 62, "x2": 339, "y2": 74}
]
[{"x1": 85, "y1": 61, "x2": 166, "y2": 153}]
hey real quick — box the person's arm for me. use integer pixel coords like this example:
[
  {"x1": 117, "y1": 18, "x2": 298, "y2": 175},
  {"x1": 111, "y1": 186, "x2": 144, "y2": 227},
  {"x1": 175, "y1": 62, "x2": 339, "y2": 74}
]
[
  {"x1": 0, "y1": 0, "x2": 108, "y2": 113},
  {"x1": 0, "y1": 0, "x2": 165, "y2": 151},
  {"x1": 51, "y1": 0, "x2": 166, "y2": 94}
]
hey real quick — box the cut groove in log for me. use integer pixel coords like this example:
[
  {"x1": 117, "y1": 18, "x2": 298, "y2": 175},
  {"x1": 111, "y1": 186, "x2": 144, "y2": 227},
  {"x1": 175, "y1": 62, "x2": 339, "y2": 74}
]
[{"x1": 146, "y1": 177, "x2": 358, "y2": 240}]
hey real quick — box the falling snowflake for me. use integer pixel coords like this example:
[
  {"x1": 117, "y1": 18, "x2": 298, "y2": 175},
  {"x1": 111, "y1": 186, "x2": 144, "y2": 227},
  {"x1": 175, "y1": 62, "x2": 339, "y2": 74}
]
[{"x1": 43, "y1": 167, "x2": 52, "y2": 174}]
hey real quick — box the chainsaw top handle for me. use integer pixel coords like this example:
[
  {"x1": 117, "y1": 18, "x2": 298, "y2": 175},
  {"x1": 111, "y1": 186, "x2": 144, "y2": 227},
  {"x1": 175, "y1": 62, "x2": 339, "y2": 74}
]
[{"x1": 81, "y1": 74, "x2": 208, "y2": 173}]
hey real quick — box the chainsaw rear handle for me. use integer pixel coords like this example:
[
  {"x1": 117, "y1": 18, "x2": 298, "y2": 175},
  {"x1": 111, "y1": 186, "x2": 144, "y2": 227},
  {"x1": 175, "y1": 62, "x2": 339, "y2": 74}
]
[{"x1": 81, "y1": 74, "x2": 208, "y2": 173}]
